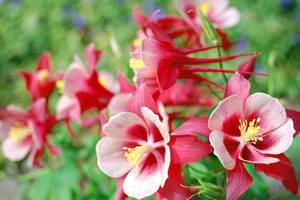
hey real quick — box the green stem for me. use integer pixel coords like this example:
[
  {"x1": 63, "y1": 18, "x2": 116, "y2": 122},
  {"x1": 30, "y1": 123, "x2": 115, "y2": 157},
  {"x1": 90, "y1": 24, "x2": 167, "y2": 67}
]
[
  {"x1": 0, "y1": 168, "x2": 51, "y2": 182},
  {"x1": 216, "y1": 46, "x2": 228, "y2": 83},
  {"x1": 189, "y1": 166, "x2": 212, "y2": 177}
]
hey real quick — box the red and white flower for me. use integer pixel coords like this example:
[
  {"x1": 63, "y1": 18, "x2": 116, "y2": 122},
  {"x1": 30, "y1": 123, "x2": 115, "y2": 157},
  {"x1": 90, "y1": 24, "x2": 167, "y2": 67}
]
[
  {"x1": 0, "y1": 98, "x2": 59, "y2": 167},
  {"x1": 96, "y1": 85, "x2": 212, "y2": 199},
  {"x1": 17, "y1": 52, "x2": 63, "y2": 102},
  {"x1": 56, "y1": 44, "x2": 113, "y2": 125},
  {"x1": 208, "y1": 73, "x2": 298, "y2": 200}
]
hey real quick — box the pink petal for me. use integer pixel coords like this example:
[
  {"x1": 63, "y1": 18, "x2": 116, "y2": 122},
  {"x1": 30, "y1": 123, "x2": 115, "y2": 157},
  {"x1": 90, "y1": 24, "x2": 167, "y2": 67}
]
[
  {"x1": 107, "y1": 93, "x2": 132, "y2": 116},
  {"x1": 84, "y1": 44, "x2": 102, "y2": 74},
  {"x1": 30, "y1": 98, "x2": 47, "y2": 123},
  {"x1": 103, "y1": 112, "x2": 147, "y2": 141},
  {"x1": 123, "y1": 153, "x2": 164, "y2": 199},
  {"x1": 170, "y1": 135, "x2": 212, "y2": 165},
  {"x1": 56, "y1": 95, "x2": 81, "y2": 123},
  {"x1": 255, "y1": 154, "x2": 298, "y2": 195},
  {"x1": 118, "y1": 71, "x2": 136, "y2": 93},
  {"x1": 216, "y1": 8, "x2": 240, "y2": 28},
  {"x1": 132, "y1": 6, "x2": 148, "y2": 27},
  {"x1": 99, "y1": 110, "x2": 108, "y2": 137},
  {"x1": 210, "y1": 0, "x2": 229, "y2": 15},
  {"x1": 81, "y1": 116, "x2": 99, "y2": 128},
  {"x1": 157, "y1": 102, "x2": 169, "y2": 129},
  {"x1": 136, "y1": 65, "x2": 160, "y2": 95},
  {"x1": 2, "y1": 137, "x2": 32, "y2": 161},
  {"x1": 224, "y1": 73, "x2": 250, "y2": 105},
  {"x1": 208, "y1": 95, "x2": 243, "y2": 132},
  {"x1": 226, "y1": 161, "x2": 252, "y2": 200},
  {"x1": 98, "y1": 71, "x2": 119, "y2": 93},
  {"x1": 209, "y1": 131, "x2": 236, "y2": 170},
  {"x1": 0, "y1": 105, "x2": 27, "y2": 138},
  {"x1": 155, "y1": 164, "x2": 191, "y2": 200},
  {"x1": 286, "y1": 109, "x2": 300, "y2": 137},
  {"x1": 114, "y1": 177, "x2": 128, "y2": 200},
  {"x1": 238, "y1": 145, "x2": 279, "y2": 164},
  {"x1": 126, "y1": 84, "x2": 158, "y2": 119},
  {"x1": 245, "y1": 93, "x2": 287, "y2": 133},
  {"x1": 141, "y1": 38, "x2": 174, "y2": 68},
  {"x1": 172, "y1": 117, "x2": 211, "y2": 138},
  {"x1": 254, "y1": 118, "x2": 295, "y2": 154},
  {"x1": 96, "y1": 138, "x2": 132, "y2": 178},
  {"x1": 63, "y1": 58, "x2": 88, "y2": 97},
  {"x1": 141, "y1": 107, "x2": 170, "y2": 143}
]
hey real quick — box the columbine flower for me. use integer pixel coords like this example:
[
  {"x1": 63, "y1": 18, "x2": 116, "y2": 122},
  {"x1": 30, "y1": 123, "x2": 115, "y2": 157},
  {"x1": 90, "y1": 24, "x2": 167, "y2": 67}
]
[
  {"x1": 0, "y1": 98, "x2": 59, "y2": 167},
  {"x1": 16, "y1": 52, "x2": 63, "y2": 101},
  {"x1": 174, "y1": 0, "x2": 240, "y2": 30},
  {"x1": 96, "y1": 85, "x2": 212, "y2": 199},
  {"x1": 56, "y1": 44, "x2": 113, "y2": 125},
  {"x1": 132, "y1": 6, "x2": 202, "y2": 49},
  {"x1": 208, "y1": 73, "x2": 298, "y2": 200}
]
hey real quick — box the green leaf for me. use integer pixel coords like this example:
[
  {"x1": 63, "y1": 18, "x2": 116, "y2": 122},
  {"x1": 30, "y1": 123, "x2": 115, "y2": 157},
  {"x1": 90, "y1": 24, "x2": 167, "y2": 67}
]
[
  {"x1": 197, "y1": 8, "x2": 218, "y2": 44},
  {"x1": 28, "y1": 165, "x2": 81, "y2": 200},
  {"x1": 243, "y1": 163, "x2": 269, "y2": 199}
]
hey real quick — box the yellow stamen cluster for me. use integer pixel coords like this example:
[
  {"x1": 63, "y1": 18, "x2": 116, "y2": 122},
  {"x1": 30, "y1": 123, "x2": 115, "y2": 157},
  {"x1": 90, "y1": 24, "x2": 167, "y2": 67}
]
[
  {"x1": 123, "y1": 145, "x2": 150, "y2": 168},
  {"x1": 239, "y1": 117, "x2": 263, "y2": 144},
  {"x1": 98, "y1": 77, "x2": 108, "y2": 87},
  {"x1": 129, "y1": 58, "x2": 144, "y2": 69},
  {"x1": 38, "y1": 69, "x2": 49, "y2": 81},
  {"x1": 197, "y1": 1, "x2": 211, "y2": 16},
  {"x1": 56, "y1": 80, "x2": 64, "y2": 94},
  {"x1": 132, "y1": 38, "x2": 142, "y2": 48},
  {"x1": 9, "y1": 125, "x2": 31, "y2": 142}
]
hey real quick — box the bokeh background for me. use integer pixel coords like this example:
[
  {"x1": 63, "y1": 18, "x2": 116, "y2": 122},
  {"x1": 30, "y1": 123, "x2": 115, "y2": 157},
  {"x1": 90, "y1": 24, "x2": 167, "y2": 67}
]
[{"x1": 0, "y1": 0, "x2": 299, "y2": 200}]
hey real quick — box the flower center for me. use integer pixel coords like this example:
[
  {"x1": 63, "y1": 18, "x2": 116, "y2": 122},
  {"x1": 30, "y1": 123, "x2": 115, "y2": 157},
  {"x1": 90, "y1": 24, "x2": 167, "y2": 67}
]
[
  {"x1": 132, "y1": 37, "x2": 142, "y2": 48},
  {"x1": 98, "y1": 77, "x2": 108, "y2": 87},
  {"x1": 197, "y1": 1, "x2": 210, "y2": 16},
  {"x1": 129, "y1": 58, "x2": 144, "y2": 69},
  {"x1": 9, "y1": 124, "x2": 31, "y2": 142},
  {"x1": 56, "y1": 80, "x2": 64, "y2": 94},
  {"x1": 123, "y1": 145, "x2": 152, "y2": 168},
  {"x1": 239, "y1": 117, "x2": 263, "y2": 144},
  {"x1": 38, "y1": 69, "x2": 49, "y2": 81}
]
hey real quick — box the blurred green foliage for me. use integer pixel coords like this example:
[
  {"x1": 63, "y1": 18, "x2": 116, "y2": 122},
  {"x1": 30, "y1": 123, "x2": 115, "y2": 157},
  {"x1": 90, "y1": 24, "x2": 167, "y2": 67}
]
[{"x1": 0, "y1": 0, "x2": 300, "y2": 200}]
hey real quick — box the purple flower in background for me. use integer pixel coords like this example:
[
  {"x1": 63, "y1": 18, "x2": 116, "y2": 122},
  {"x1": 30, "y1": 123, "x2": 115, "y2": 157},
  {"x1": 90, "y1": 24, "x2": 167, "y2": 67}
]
[
  {"x1": 280, "y1": 0, "x2": 292, "y2": 9},
  {"x1": 62, "y1": 5, "x2": 74, "y2": 20},
  {"x1": 254, "y1": 63, "x2": 266, "y2": 74},
  {"x1": 292, "y1": 34, "x2": 300, "y2": 47},
  {"x1": 11, "y1": 0, "x2": 20, "y2": 4},
  {"x1": 142, "y1": 0, "x2": 165, "y2": 20},
  {"x1": 72, "y1": 15, "x2": 86, "y2": 29},
  {"x1": 234, "y1": 37, "x2": 249, "y2": 51},
  {"x1": 292, "y1": 13, "x2": 300, "y2": 26}
]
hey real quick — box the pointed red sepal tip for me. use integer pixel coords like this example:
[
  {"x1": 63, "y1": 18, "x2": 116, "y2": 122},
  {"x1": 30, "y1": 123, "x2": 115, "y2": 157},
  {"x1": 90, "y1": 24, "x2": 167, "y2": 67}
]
[
  {"x1": 84, "y1": 43, "x2": 102, "y2": 72},
  {"x1": 37, "y1": 52, "x2": 51, "y2": 71},
  {"x1": 117, "y1": 71, "x2": 136, "y2": 93}
]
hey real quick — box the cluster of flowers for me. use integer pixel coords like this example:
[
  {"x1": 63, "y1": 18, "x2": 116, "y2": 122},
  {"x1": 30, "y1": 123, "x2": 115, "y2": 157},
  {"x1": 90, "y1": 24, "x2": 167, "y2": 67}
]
[{"x1": 1, "y1": 0, "x2": 300, "y2": 200}]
